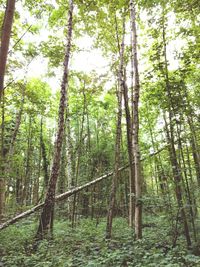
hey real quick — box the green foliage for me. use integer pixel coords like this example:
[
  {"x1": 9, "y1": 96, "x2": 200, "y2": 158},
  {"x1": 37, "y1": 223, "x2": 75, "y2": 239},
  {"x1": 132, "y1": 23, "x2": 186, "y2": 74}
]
[
  {"x1": 1, "y1": 218, "x2": 200, "y2": 267},
  {"x1": 1, "y1": 1, "x2": 200, "y2": 266}
]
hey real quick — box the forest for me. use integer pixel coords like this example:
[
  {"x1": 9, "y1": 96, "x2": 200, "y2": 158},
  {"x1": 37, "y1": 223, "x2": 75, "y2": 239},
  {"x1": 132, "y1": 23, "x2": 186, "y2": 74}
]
[{"x1": 0, "y1": 0, "x2": 200, "y2": 266}]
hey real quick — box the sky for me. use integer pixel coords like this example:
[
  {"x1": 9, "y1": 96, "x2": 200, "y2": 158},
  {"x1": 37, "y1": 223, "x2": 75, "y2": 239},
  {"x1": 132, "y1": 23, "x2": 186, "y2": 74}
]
[
  {"x1": 27, "y1": 36, "x2": 109, "y2": 93},
  {"x1": 10, "y1": 1, "x2": 185, "y2": 95}
]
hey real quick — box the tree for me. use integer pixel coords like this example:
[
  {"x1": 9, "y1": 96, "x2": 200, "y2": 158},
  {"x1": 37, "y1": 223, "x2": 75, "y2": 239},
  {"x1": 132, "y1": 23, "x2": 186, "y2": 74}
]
[
  {"x1": 35, "y1": 0, "x2": 74, "y2": 240},
  {"x1": 0, "y1": 0, "x2": 16, "y2": 101},
  {"x1": 130, "y1": 0, "x2": 142, "y2": 239},
  {"x1": 106, "y1": 13, "x2": 125, "y2": 239}
]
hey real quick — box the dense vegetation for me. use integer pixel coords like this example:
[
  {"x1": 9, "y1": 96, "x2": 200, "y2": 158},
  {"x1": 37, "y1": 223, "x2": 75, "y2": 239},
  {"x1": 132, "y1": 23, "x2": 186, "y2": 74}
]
[
  {"x1": 0, "y1": 0, "x2": 200, "y2": 266},
  {"x1": 1, "y1": 218, "x2": 200, "y2": 267}
]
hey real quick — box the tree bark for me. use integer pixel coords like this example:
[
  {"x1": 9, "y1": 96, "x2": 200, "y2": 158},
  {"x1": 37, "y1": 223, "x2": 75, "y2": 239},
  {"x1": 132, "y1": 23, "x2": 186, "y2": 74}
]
[
  {"x1": 0, "y1": 92, "x2": 5, "y2": 221},
  {"x1": 123, "y1": 78, "x2": 135, "y2": 228},
  {"x1": 40, "y1": 122, "x2": 49, "y2": 191},
  {"x1": 130, "y1": 0, "x2": 142, "y2": 239},
  {"x1": 0, "y1": 0, "x2": 16, "y2": 101},
  {"x1": 105, "y1": 13, "x2": 125, "y2": 239},
  {"x1": 35, "y1": 0, "x2": 74, "y2": 240}
]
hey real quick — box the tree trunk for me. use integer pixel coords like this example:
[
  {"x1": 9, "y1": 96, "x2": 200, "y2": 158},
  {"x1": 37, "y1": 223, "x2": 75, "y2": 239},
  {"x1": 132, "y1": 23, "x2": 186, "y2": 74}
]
[
  {"x1": 22, "y1": 116, "x2": 32, "y2": 205},
  {"x1": 187, "y1": 116, "x2": 200, "y2": 186},
  {"x1": 0, "y1": 93, "x2": 5, "y2": 221},
  {"x1": 123, "y1": 77, "x2": 135, "y2": 228},
  {"x1": 65, "y1": 101, "x2": 74, "y2": 218},
  {"x1": 164, "y1": 114, "x2": 191, "y2": 247},
  {"x1": 0, "y1": 0, "x2": 16, "y2": 101},
  {"x1": 105, "y1": 13, "x2": 125, "y2": 239},
  {"x1": 35, "y1": 0, "x2": 74, "y2": 240},
  {"x1": 176, "y1": 120, "x2": 197, "y2": 242},
  {"x1": 0, "y1": 154, "x2": 164, "y2": 231},
  {"x1": 33, "y1": 118, "x2": 43, "y2": 204},
  {"x1": 8, "y1": 84, "x2": 25, "y2": 158},
  {"x1": 5, "y1": 85, "x2": 25, "y2": 207},
  {"x1": 130, "y1": 0, "x2": 142, "y2": 239},
  {"x1": 71, "y1": 90, "x2": 86, "y2": 227},
  {"x1": 41, "y1": 122, "x2": 49, "y2": 191},
  {"x1": 162, "y1": 12, "x2": 191, "y2": 247}
]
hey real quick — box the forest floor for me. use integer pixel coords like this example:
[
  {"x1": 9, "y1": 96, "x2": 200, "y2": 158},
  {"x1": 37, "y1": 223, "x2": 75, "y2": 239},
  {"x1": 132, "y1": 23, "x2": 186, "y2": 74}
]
[{"x1": 0, "y1": 214, "x2": 200, "y2": 267}]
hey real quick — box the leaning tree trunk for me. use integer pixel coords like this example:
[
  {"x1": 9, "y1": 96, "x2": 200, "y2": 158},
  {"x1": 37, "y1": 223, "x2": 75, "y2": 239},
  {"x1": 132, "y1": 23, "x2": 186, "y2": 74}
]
[
  {"x1": 35, "y1": 0, "x2": 73, "y2": 240},
  {"x1": 130, "y1": 0, "x2": 142, "y2": 239},
  {"x1": 0, "y1": 0, "x2": 16, "y2": 101},
  {"x1": 0, "y1": 149, "x2": 166, "y2": 231},
  {"x1": 0, "y1": 164, "x2": 131, "y2": 231}
]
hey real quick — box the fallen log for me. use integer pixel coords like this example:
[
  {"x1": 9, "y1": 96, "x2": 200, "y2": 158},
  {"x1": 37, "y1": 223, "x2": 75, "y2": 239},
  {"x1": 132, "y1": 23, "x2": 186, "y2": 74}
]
[
  {"x1": 0, "y1": 165, "x2": 129, "y2": 231},
  {"x1": 0, "y1": 145, "x2": 168, "y2": 231}
]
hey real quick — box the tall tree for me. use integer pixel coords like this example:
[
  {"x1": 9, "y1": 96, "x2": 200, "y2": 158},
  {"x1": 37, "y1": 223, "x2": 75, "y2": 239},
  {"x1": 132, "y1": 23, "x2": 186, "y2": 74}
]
[
  {"x1": 130, "y1": 0, "x2": 142, "y2": 239},
  {"x1": 123, "y1": 72, "x2": 135, "y2": 228},
  {"x1": 0, "y1": 0, "x2": 16, "y2": 101},
  {"x1": 105, "y1": 15, "x2": 124, "y2": 237},
  {"x1": 161, "y1": 10, "x2": 191, "y2": 246},
  {"x1": 35, "y1": 0, "x2": 74, "y2": 240}
]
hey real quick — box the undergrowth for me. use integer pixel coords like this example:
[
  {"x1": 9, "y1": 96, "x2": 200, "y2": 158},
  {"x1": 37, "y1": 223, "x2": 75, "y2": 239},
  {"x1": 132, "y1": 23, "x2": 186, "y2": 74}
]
[{"x1": 0, "y1": 216, "x2": 200, "y2": 267}]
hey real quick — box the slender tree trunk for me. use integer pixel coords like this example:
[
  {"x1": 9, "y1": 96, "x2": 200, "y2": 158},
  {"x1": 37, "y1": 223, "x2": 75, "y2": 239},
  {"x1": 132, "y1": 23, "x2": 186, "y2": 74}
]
[
  {"x1": 162, "y1": 13, "x2": 191, "y2": 247},
  {"x1": 38, "y1": 121, "x2": 49, "y2": 202},
  {"x1": 80, "y1": 85, "x2": 90, "y2": 217},
  {"x1": 22, "y1": 116, "x2": 32, "y2": 205},
  {"x1": 5, "y1": 85, "x2": 25, "y2": 206},
  {"x1": 145, "y1": 107, "x2": 168, "y2": 198},
  {"x1": 105, "y1": 82, "x2": 122, "y2": 238},
  {"x1": 178, "y1": 85, "x2": 200, "y2": 186},
  {"x1": 0, "y1": 92, "x2": 5, "y2": 221},
  {"x1": 187, "y1": 116, "x2": 200, "y2": 186},
  {"x1": 66, "y1": 112, "x2": 74, "y2": 189},
  {"x1": 35, "y1": 0, "x2": 73, "y2": 240},
  {"x1": 71, "y1": 91, "x2": 86, "y2": 227},
  {"x1": 8, "y1": 85, "x2": 25, "y2": 158},
  {"x1": 58, "y1": 134, "x2": 67, "y2": 194},
  {"x1": 65, "y1": 104, "x2": 74, "y2": 218},
  {"x1": 130, "y1": 0, "x2": 142, "y2": 239},
  {"x1": 105, "y1": 14, "x2": 124, "y2": 239},
  {"x1": 64, "y1": 68, "x2": 74, "y2": 191},
  {"x1": 185, "y1": 141, "x2": 198, "y2": 218},
  {"x1": 176, "y1": 121, "x2": 197, "y2": 241},
  {"x1": 0, "y1": 178, "x2": 5, "y2": 222},
  {"x1": 41, "y1": 123, "x2": 49, "y2": 191},
  {"x1": 16, "y1": 170, "x2": 22, "y2": 205},
  {"x1": 0, "y1": 0, "x2": 16, "y2": 101},
  {"x1": 164, "y1": 114, "x2": 191, "y2": 247},
  {"x1": 123, "y1": 78, "x2": 135, "y2": 227},
  {"x1": 33, "y1": 119, "x2": 43, "y2": 204}
]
